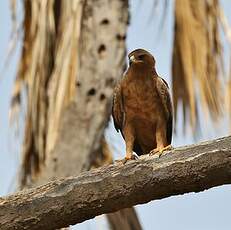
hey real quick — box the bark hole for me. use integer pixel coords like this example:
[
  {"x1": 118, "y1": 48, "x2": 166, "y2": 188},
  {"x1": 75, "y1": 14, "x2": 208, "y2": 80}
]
[
  {"x1": 100, "y1": 94, "x2": 106, "y2": 101},
  {"x1": 87, "y1": 88, "x2": 96, "y2": 96},
  {"x1": 101, "y1": 18, "x2": 109, "y2": 25},
  {"x1": 98, "y1": 44, "x2": 106, "y2": 58},
  {"x1": 116, "y1": 34, "x2": 126, "y2": 41}
]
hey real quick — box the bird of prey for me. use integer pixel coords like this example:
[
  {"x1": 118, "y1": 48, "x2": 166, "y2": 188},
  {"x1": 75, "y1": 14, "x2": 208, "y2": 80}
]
[{"x1": 112, "y1": 49, "x2": 173, "y2": 162}]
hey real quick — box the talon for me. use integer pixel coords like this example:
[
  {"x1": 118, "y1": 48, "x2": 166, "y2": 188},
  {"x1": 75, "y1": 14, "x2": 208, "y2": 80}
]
[
  {"x1": 149, "y1": 148, "x2": 158, "y2": 156},
  {"x1": 149, "y1": 145, "x2": 173, "y2": 157},
  {"x1": 161, "y1": 144, "x2": 173, "y2": 153},
  {"x1": 157, "y1": 151, "x2": 163, "y2": 158},
  {"x1": 122, "y1": 153, "x2": 139, "y2": 164},
  {"x1": 131, "y1": 153, "x2": 139, "y2": 160},
  {"x1": 149, "y1": 149, "x2": 162, "y2": 158}
]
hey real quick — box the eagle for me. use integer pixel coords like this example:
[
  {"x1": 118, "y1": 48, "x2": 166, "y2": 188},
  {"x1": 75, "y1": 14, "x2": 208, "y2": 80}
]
[{"x1": 112, "y1": 49, "x2": 173, "y2": 162}]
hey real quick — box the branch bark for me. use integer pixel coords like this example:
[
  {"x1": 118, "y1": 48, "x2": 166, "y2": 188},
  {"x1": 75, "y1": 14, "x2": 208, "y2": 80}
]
[{"x1": 1, "y1": 136, "x2": 231, "y2": 230}]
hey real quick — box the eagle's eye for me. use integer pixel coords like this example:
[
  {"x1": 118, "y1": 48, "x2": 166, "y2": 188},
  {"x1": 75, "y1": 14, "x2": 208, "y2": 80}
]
[{"x1": 138, "y1": 54, "x2": 145, "y2": 60}]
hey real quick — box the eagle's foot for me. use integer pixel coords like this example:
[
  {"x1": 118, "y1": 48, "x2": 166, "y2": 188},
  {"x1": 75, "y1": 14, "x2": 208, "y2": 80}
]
[
  {"x1": 149, "y1": 148, "x2": 162, "y2": 157},
  {"x1": 122, "y1": 153, "x2": 139, "y2": 164},
  {"x1": 149, "y1": 145, "x2": 172, "y2": 158}
]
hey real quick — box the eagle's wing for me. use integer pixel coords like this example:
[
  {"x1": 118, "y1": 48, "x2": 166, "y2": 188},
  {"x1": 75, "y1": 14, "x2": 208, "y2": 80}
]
[
  {"x1": 112, "y1": 80, "x2": 125, "y2": 133},
  {"x1": 155, "y1": 76, "x2": 173, "y2": 144}
]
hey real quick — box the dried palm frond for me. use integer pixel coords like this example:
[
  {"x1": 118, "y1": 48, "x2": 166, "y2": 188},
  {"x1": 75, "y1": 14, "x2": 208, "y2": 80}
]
[
  {"x1": 46, "y1": 0, "x2": 84, "y2": 156},
  {"x1": 10, "y1": 0, "x2": 56, "y2": 186},
  {"x1": 172, "y1": 0, "x2": 223, "y2": 132},
  {"x1": 226, "y1": 71, "x2": 231, "y2": 116},
  {"x1": 225, "y1": 51, "x2": 231, "y2": 118},
  {"x1": 1, "y1": 0, "x2": 21, "y2": 80},
  {"x1": 10, "y1": 0, "x2": 85, "y2": 187},
  {"x1": 219, "y1": 7, "x2": 231, "y2": 120}
]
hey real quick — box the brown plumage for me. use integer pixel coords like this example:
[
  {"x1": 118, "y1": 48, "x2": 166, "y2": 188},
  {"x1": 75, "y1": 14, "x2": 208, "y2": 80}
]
[{"x1": 112, "y1": 49, "x2": 173, "y2": 161}]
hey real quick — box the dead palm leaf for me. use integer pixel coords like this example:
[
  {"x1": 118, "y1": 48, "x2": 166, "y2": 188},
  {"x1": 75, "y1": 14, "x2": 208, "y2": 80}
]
[{"x1": 172, "y1": 0, "x2": 223, "y2": 132}]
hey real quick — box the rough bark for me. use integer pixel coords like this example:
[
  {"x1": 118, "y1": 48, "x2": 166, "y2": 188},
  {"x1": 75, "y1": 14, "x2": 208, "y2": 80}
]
[{"x1": 1, "y1": 136, "x2": 231, "y2": 230}]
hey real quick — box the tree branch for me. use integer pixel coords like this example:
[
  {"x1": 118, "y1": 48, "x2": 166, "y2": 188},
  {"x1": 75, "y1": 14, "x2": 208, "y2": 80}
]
[{"x1": 1, "y1": 136, "x2": 231, "y2": 230}]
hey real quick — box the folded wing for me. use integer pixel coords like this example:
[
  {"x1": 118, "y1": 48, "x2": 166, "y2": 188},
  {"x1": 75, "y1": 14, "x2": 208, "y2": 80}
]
[
  {"x1": 112, "y1": 81, "x2": 125, "y2": 133},
  {"x1": 155, "y1": 76, "x2": 173, "y2": 144}
]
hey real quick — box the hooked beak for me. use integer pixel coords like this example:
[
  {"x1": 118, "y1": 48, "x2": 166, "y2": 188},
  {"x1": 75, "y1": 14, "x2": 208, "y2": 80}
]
[
  {"x1": 129, "y1": 55, "x2": 136, "y2": 63},
  {"x1": 129, "y1": 55, "x2": 142, "y2": 65}
]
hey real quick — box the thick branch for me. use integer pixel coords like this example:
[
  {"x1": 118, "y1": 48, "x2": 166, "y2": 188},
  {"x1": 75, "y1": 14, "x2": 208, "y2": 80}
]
[{"x1": 1, "y1": 136, "x2": 231, "y2": 229}]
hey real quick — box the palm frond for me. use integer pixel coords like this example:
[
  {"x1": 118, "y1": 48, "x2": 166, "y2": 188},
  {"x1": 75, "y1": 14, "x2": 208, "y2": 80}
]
[
  {"x1": 172, "y1": 0, "x2": 223, "y2": 132},
  {"x1": 219, "y1": 7, "x2": 231, "y2": 119},
  {"x1": 10, "y1": 0, "x2": 85, "y2": 187},
  {"x1": 46, "y1": 0, "x2": 84, "y2": 156}
]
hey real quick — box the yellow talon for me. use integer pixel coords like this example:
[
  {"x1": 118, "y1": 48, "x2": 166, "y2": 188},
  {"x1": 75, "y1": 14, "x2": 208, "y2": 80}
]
[{"x1": 149, "y1": 145, "x2": 173, "y2": 157}]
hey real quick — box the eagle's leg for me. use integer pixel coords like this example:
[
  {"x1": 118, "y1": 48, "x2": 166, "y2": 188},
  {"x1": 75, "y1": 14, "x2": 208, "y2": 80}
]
[
  {"x1": 149, "y1": 122, "x2": 172, "y2": 157},
  {"x1": 122, "y1": 124, "x2": 138, "y2": 164}
]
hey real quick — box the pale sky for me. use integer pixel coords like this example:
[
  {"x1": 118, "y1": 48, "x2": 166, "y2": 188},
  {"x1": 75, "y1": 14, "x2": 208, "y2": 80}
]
[{"x1": 0, "y1": 1, "x2": 231, "y2": 230}]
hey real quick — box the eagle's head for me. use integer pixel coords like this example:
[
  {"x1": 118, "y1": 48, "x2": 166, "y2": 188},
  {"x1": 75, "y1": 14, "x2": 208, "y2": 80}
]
[{"x1": 128, "y1": 49, "x2": 155, "y2": 69}]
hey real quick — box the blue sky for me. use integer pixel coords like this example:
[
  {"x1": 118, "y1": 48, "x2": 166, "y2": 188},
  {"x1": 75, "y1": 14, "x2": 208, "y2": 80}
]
[{"x1": 0, "y1": 1, "x2": 231, "y2": 230}]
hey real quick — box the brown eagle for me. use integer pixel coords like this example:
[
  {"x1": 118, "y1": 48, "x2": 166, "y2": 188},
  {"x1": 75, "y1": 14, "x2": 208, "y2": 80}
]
[{"x1": 112, "y1": 49, "x2": 173, "y2": 162}]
